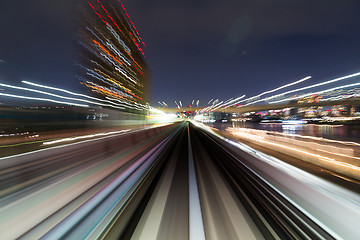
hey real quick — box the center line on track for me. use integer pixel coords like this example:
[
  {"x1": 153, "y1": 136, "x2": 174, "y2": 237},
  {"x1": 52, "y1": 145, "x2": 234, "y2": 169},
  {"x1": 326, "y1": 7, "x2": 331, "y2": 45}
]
[{"x1": 187, "y1": 124, "x2": 206, "y2": 240}]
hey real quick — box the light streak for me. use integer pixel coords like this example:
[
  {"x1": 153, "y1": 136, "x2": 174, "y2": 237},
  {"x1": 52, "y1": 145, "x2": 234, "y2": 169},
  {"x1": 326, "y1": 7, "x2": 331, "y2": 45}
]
[
  {"x1": 0, "y1": 82, "x2": 102, "y2": 106},
  {"x1": 316, "y1": 149, "x2": 360, "y2": 161},
  {"x1": 208, "y1": 99, "x2": 213, "y2": 104},
  {"x1": 225, "y1": 98, "x2": 233, "y2": 103},
  {"x1": 88, "y1": 2, "x2": 109, "y2": 26},
  {"x1": 248, "y1": 76, "x2": 311, "y2": 102},
  {"x1": 203, "y1": 101, "x2": 224, "y2": 112},
  {"x1": 84, "y1": 82, "x2": 128, "y2": 100},
  {"x1": 94, "y1": 68, "x2": 131, "y2": 92},
  {"x1": 96, "y1": 0, "x2": 123, "y2": 35},
  {"x1": 106, "y1": 42, "x2": 131, "y2": 65},
  {"x1": 222, "y1": 95, "x2": 246, "y2": 109},
  {"x1": 118, "y1": 0, "x2": 146, "y2": 47},
  {"x1": 123, "y1": 48, "x2": 142, "y2": 70},
  {"x1": 21, "y1": 81, "x2": 128, "y2": 108},
  {"x1": 115, "y1": 67, "x2": 137, "y2": 84},
  {"x1": 230, "y1": 127, "x2": 360, "y2": 147},
  {"x1": 208, "y1": 101, "x2": 224, "y2": 111},
  {"x1": 43, "y1": 129, "x2": 131, "y2": 145},
  {"x1": 93, "y1": 40, "x2": 123, "y2": 66},
  {"x1": 85, "y1": 27, "x2": 104, "y2": 46},
  {"x1": 320, "y1": 94, "x2": 358, "y2": 102},
  {"x1": 228, "y1": 128, "x2": 360, "y2": 172},
  {"x1": 231, "y1": 76, "x2": 311, "y2": 107},
  {"x1": 270, "y1": 82, "x2": 360, "y2": 104},
  {"x1": 99, "y1": 52, "x2": 121, "y2": 70},
  {"x1": 0, "y1": 139, "x2": 49, "y2": 148},
  {"x1": 104, "y1": 26, "x2": 144, "y2": 76},
  {"x1": 175, "y1": 101, "x2": 180, "y2": 109},
  {"x1": 0, "y1": 92, "x2": 89, "y2": 107},
  {"x1": 23, "y1": 81, "x2": 111, "y2": 102},
  {"x1": 128, "y1": 31, "x2": 145, "y2": 57},
  {"x1": 107, "y1": 97, "x2": 147, "y2": 110},
  {"x1": 265, "y1": 72, "x2": 360, "y2": 104},
  {"x1": 105, "y1": 25, "x2": 131, "y2": 54}
]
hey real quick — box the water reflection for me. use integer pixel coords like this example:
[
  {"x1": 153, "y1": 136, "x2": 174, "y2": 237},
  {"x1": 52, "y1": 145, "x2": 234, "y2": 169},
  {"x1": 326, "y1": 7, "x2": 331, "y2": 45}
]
[
  {"x1": 207, "y1": 121, "x2": 360, "y2": 143},
  {"x1": 282, "y1": 124, "x2": 302, "y2": 135}
]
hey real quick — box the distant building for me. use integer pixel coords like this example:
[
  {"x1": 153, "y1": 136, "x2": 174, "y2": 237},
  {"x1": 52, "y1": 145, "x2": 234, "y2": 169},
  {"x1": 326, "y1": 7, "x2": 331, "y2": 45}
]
[{"x1": 76, "y1": 0, "x2": 149, "y2": 113}]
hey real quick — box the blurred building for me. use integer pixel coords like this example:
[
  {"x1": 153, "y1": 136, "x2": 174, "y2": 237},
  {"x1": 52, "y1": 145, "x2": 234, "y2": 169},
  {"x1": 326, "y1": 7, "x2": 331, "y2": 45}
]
[{"x1": 76, "y1": 0, "x2": 149, "y2": 114}]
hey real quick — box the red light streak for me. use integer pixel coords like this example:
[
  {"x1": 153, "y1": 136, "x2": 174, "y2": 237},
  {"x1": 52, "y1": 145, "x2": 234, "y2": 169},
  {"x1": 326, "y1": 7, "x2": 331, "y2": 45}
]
[
  {"x1": 129, "y1": 31, "x2": 145, "y2": 57},
  {"x1": 96, "y1": 0, "x2": 123, "y2": 33},
  {"x1": 118, "y1": 0, "x2": 146, "y2": 47},
  {"x1": 88, "y1": 2, "x2": 109, "y2": 26}
]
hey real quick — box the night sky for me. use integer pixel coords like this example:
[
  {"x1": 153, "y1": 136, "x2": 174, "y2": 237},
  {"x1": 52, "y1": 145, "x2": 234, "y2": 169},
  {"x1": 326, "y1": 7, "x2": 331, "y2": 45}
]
[{"x1": 1, "y1": 0, "x2": 360, "y2": 107}]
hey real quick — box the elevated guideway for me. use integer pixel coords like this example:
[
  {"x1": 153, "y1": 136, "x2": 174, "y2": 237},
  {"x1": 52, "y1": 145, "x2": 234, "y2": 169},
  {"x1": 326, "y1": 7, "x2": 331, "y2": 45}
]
[{"x1": 1, "y1": 121, "x2": 359, "y2": 239}]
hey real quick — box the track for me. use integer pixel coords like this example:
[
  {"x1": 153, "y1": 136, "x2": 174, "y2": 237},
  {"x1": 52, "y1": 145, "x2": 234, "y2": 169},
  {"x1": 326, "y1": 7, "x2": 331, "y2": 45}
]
[{"x1": 1, "y1": 121, "x2": 360, "y2": 239}]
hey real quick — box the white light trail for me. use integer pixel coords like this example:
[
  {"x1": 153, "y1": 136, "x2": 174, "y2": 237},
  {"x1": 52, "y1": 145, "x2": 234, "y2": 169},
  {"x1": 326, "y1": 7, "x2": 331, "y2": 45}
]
[
  {"x1": 249, "y1": 76, "x2": 312, "y2": 101},
  {"x1": 269, "y1": 82, "x2": 360, "y2": 104},
  {"x1": 115, "y1": 67, "x2": 137, "y2": 84},
  {"x1": 199, "y1": 95, "x2": 245, "y2": 112},
  {"x1": 0, "y1": 82, "x2": 102, "y2": 105},
  {"x1": 232, "y1": 76, "x2": 311, "y2": 107},
  {"x1": 175, "y1": 101, "x2": 180, "y2": 109},
  {"x1": 106, "y1": 97, "x2": 147, "y2": 111},
  {"x1": 264, "y1": 72, "x2": 360, "y2": 103},
  {"x1": 22, "y1": 81, "x2": 127, "y2": 109},
  {"x1": 225, "y1": 98, "x2": 233, "y2": 103},
  {"x1": 43, "y1": 129, "x2": 131, "y2": 145},
  {"x1": 203, "y1": 101, "x2": 223, "y2": 112},
  {"x1": 23, "y1": 81, "x2": 102, "y2": 101},
  {"x1": 222, "y1": 95, "x2": 246, "y2": 109},
  {"x1": 0, "y1": 92, "x2": 89, "y2": 107},
  {"x1": 209, "y1": 101, "x2": 224, "y2": 111}
]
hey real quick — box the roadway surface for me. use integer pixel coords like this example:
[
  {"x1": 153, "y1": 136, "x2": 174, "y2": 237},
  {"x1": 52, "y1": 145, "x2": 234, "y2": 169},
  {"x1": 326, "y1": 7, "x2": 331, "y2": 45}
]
[{"x1": 1, "y1": 121, "x2": 360, "y2": 239}]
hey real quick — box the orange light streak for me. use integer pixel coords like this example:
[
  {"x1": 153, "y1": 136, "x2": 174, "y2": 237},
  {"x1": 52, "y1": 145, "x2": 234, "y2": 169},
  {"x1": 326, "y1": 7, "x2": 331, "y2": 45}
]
[
  {"x1": 124, "y1": 48, "x2": 142, "y2": 70},
  {"x1": 93, "y1": 40, "x2": 123, "y2": 66}
]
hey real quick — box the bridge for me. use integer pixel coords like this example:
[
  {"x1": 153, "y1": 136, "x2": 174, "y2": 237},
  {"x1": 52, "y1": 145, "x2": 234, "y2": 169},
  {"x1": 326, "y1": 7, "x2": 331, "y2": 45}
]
[{"x1": 163, "y1": 98, "x2": 360, "y2": 114}]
